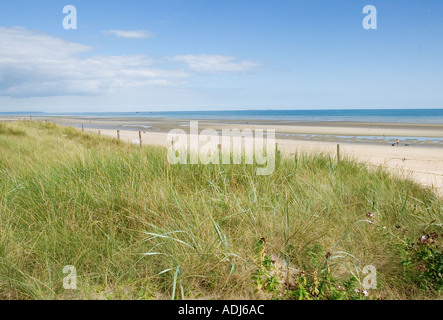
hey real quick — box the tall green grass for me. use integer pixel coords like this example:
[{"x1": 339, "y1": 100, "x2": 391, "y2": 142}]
[{"x1": 0, "y1": 121, "x2": 441, "y2": 300}]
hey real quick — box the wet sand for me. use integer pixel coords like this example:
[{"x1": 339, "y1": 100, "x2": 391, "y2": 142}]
[{"x1": 4, "y1": 115, "x2": 443, "y2": 147}]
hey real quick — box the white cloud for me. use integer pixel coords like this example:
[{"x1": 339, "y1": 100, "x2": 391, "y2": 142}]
[
  {"x1": 0, "y1": 27, "x2": 188, "y2": 98},
  {"x1": 170, "y1": 54, "x2": 259, "y2": 73},
  {"x1": 0, "y1": 27, "x2": 261, "y2": 99},
  {"x1": 103, "y1": 30, "x2": 155, "y2": 39}
]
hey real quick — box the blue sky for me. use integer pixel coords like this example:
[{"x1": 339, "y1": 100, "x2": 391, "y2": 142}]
[{"x1": 0, "y1": 0, "x2": 442, "y2": 112}]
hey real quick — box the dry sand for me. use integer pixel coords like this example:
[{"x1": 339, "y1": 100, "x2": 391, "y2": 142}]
[{"x1": 89, "y1": 128, "x2": 443, "y2": 196}]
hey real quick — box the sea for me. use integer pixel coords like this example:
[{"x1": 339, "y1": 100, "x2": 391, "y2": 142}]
[{"x1": 2, "y1": 109, "x2": 443, "y2": 124}]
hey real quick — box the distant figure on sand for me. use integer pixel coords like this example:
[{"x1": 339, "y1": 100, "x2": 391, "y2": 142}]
[{"x1": 396, "y1": 139, "x2": 400, "y2": 147}]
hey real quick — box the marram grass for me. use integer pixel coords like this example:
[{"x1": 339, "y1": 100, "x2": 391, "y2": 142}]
[{"x1": 0, "y1": 121, "x2": 441, "y2": 300}]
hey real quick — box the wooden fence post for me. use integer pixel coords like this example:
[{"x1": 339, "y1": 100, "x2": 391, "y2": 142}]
[
  {"x1": 337, "y1": 144, "x2": 340, "y2": 162},
  {"x1": 98, "y1": 130, "x2": 101, "y2": 137},
  {"x1": 139, "y1": 131, "x2": 142, "y2": 147},
  {"x1": 117, "y1": 130, "x2": 120, "y2": 141}
]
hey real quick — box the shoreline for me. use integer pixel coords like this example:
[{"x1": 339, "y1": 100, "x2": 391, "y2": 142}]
[{"x1": 2, "y1": 115, "x2": 443, "y2": 148}]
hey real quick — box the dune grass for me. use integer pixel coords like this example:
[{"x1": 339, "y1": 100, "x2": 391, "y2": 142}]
[{"x1": 0, "y1": 121, "x2": 442, "y2": 300}]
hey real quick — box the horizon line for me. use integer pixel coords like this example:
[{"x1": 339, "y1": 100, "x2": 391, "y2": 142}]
[{"x1": 2, "y1": 107, "x2": 443, "y2": 114}]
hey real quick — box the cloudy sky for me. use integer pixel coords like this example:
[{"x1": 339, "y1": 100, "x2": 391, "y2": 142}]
[{"x1": 0, "y1": 0, "x2": 442, "y2": 112}]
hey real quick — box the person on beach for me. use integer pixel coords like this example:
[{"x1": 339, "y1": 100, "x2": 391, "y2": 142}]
[{"x1": 396, "y1": 139, "x2": 400, "y2": 147}]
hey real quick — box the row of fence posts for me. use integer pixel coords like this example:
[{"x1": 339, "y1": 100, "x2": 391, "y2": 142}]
[
  {"x1": 168, "y1": 141, "x2": 341, "y2": 162},
  {"x1": 88, "y1": 127, "x2": 143, "y2": 147},
  {"x1": 82, "y1": 124, "x2": 342, "y2": 160}
]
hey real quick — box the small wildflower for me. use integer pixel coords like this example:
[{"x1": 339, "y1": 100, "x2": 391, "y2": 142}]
[
  {"x1": 354, "y1": 288, "x2": 361, "y2": 293},
  {"x1": 418, "y1": 265, "x2": 426, "y2": 272},
  {"x1": 363, "y1": 290, "x2": 369, "y2": 297},
  {"x1": 337, "y1": 285, "x2": 345, "y2": 291},
  {"x1": 420, "y1": 235, "x2": 435, "y2": 244}
]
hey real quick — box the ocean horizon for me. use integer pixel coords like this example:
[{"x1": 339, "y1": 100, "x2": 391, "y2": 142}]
[{"x1": 2, "y1": 109, "x2": 443, "y2": 124}]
